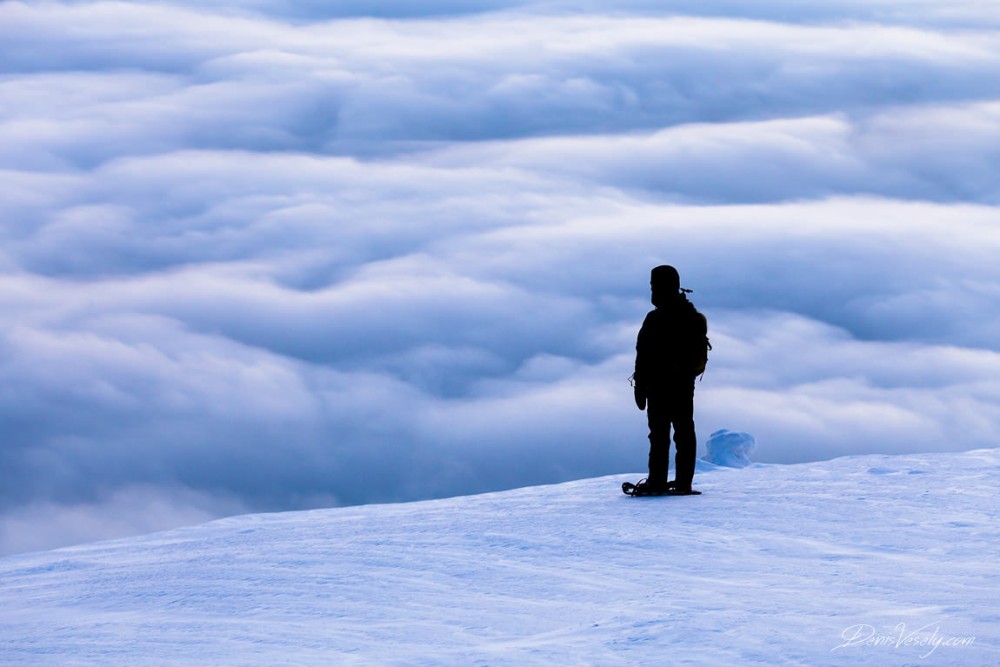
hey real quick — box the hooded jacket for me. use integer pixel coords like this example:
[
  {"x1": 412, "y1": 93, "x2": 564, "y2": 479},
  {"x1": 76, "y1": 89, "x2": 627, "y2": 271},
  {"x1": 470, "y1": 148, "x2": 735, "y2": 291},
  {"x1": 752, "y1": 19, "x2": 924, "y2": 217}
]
[{"x1": 634, "y1": 293, "x2": 707, "y2": 390}]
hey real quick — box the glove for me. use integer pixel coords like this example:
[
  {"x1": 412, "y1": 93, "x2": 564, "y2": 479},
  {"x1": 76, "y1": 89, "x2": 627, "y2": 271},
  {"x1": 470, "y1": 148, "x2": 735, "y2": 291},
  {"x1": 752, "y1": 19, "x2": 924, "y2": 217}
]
[{"x1": 634, "y1": 386, "x2": 646, "y2": 411}]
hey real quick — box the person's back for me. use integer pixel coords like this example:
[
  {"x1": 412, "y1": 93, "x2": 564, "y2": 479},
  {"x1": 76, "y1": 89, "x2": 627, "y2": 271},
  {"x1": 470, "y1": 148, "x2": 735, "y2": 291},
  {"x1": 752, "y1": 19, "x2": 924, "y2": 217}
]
[
  {"x1": 632, "y1": 265, "x2": 706, "y2": 494},
  {"x1": 635, "y1": 293, "x2": 706, "y2": 386}
]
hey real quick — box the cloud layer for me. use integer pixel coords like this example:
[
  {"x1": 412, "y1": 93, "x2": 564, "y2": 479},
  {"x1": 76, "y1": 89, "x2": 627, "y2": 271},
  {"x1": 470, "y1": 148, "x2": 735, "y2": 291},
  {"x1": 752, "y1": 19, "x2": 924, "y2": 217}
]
[{"x1": 2, "y1": 0, "x2": 999, "y2": 554}]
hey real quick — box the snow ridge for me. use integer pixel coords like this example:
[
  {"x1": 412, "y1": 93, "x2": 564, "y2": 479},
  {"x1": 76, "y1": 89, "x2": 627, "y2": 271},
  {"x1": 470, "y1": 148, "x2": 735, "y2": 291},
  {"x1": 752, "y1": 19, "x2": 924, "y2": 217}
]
[{"x1": 1, "y1": 449, "x2": 997, "y2": 665}]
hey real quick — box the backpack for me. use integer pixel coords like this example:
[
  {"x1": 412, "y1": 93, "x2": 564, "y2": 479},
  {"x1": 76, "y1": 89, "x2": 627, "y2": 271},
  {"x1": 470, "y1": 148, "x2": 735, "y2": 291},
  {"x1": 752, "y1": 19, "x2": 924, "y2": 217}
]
[{"x1": 690, "y1": 310, "x2": 712, "y2": 378}]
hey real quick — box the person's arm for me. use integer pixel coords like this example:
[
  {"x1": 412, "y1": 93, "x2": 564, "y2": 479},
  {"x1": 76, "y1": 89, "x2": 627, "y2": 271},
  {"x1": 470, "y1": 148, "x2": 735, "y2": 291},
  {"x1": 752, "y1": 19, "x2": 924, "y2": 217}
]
[{"x1": 633, "y1": 314, "x2": 651, "y2": 410}]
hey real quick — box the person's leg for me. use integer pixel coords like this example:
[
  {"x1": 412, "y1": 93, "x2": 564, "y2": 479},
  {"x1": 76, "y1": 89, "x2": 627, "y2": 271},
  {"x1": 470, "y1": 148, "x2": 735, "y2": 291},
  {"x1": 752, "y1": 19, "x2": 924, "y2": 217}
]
[
  {"x1": 669, "y1": 382, "x2": 697, "y2": 490},
  {"x1": 646, "y1": 393, "x2": 672, "y2": 488}
]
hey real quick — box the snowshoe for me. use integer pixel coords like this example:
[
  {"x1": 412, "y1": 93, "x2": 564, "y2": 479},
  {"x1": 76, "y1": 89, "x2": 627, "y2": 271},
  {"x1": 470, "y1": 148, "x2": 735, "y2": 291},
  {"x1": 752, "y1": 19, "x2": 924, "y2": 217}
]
[
  {"x1": 622, "y1": 479, "x2": 701, "y2": 497},
  {"x1": 667, "y1": 486, "x2": 702, "y2": 496},
  {"x1": 622, "y1": 478, "x2": 674, "y2": 497}
]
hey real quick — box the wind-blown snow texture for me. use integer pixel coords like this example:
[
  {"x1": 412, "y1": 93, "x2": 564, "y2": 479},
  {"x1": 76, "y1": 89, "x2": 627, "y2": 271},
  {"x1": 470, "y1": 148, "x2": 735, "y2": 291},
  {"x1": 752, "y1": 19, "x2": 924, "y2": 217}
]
[
  {"x1": 704, "y1": 429, "x2": 757, "y2": 468},
  {"x1": 1, "y1": 449, "x2": 995, "y2": 665}
]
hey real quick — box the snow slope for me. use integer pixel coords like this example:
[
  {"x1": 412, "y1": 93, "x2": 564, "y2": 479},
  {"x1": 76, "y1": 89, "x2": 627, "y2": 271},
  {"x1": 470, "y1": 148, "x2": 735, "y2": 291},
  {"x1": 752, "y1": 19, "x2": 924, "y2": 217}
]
[{"x1": 1, "y1": 449, "x2": 997, "y2": 666}]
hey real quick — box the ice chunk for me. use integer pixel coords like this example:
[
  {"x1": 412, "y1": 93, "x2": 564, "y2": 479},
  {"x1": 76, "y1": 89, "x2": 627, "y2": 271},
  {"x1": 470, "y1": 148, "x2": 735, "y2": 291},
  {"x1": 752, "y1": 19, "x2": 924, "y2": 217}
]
[{"x1": 704, "y1": 429, "x2": 756, "y2": 468}]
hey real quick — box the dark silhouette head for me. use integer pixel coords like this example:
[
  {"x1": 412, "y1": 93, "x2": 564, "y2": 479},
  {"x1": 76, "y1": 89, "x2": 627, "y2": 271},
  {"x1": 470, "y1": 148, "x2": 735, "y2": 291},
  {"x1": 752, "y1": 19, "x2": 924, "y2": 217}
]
[{"x1": 650, "y1": 265, "x2": 680, "y2": 307}]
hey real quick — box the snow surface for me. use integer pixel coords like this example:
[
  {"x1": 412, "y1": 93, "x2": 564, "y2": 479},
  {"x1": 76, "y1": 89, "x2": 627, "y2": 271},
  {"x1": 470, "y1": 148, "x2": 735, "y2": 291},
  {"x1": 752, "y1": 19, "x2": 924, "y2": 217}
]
[{"x1": 1, "y1": 449, "x2": 997, "y2": 666}]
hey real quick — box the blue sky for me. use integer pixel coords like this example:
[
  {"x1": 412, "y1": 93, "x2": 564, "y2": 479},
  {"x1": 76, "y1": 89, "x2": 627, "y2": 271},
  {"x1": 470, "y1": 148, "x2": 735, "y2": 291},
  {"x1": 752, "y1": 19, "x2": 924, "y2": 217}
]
[{"x1": 2, "y1": 0, "x2": 999, "y2": 554}]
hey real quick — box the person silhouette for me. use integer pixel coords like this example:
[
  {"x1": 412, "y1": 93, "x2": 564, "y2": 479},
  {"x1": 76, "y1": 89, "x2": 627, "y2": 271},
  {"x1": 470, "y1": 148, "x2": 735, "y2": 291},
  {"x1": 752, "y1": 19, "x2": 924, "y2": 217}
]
[{"x1": 631, "y1": 265, "x2": 708, "y2": 495}]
